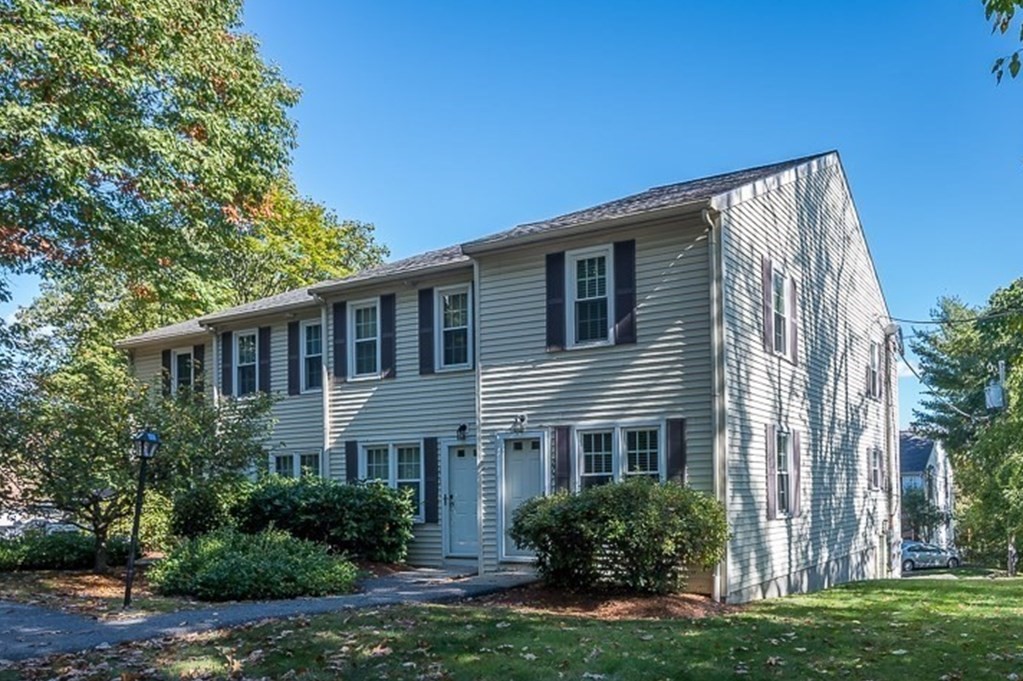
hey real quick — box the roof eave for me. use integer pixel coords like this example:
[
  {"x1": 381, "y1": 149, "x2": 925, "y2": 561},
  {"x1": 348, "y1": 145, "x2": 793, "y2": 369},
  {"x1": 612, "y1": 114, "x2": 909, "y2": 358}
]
[
  {"x1": 199, "y1": 300, "x2": 321, "y2": 327},
  {"x1": 114, "y1": 329, "x2": 211, "y2": 350},
  {"x1": 308, "y1": 260, "x2": 473, "y2": 296},
  {"x1": 709, "y1": 152, "x2": 839, "y2": 211}
]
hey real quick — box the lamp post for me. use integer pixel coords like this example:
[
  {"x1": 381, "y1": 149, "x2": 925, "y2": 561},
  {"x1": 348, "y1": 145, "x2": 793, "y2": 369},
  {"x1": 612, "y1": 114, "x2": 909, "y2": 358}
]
[{"x1": 125, "y1": 428, "x2": 160, "y2": 609}]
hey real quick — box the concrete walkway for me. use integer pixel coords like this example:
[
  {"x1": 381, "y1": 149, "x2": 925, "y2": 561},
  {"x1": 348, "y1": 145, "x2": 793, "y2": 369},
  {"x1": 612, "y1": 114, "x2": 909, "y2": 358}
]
[{"x1": 0, "y1": 567, "x2": 535, "y2": 662}]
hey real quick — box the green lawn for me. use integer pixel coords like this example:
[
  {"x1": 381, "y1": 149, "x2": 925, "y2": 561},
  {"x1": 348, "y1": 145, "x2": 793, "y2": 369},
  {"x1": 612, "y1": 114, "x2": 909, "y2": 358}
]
[{"x1": 6, "y1": 578, "x2": 1023, "y2": 680}]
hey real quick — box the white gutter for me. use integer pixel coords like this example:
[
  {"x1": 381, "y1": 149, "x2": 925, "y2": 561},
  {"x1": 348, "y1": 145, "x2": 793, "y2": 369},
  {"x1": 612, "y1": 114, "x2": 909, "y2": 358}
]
[{"x1": 315, "y1": 295, "x2": 331, "y2": 478}]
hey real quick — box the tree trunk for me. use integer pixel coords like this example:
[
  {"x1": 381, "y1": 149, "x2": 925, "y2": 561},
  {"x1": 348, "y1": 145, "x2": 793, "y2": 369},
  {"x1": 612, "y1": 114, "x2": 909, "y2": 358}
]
[
  {"x1": 93, "y1": 527, "x2": 110, "y2": 574},
  {"x1": 1009, "y1": 533, "x2": 1018, "y2": 577}
]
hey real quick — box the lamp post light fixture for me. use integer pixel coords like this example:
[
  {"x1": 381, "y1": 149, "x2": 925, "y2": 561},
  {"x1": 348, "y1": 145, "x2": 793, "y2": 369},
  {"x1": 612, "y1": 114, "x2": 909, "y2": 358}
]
[{"x1": 124, "y1": 428, "x2": 160, "y2": 609}]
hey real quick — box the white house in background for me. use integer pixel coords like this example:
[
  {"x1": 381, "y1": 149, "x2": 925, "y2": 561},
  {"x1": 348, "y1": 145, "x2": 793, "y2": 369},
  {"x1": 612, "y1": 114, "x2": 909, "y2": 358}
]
[
  {"x1": 119, "y1": 151, "x2": 899, "y2": 602},
  {"x1": 900, "y1": 431, "x2": 955, "y2": 547}
]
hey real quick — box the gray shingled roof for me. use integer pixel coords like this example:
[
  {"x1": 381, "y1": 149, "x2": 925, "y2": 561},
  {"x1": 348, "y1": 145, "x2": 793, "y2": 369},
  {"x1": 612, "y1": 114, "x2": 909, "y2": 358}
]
[
  {"x1": 309, "y1": 245, "x2": 469, "y2": 293},
  {"x1": 900, "y1": 432, "x2": 935, "y2": 474},
  {"x1": 463, "y1": 151, "x2": 834, "y2": 251},
  {"x1": 200, "y1": 287, "x2": 317, "y2": 324},
  {"x1": 117, "y1": 318, "x2": 208, "y2": 348}
]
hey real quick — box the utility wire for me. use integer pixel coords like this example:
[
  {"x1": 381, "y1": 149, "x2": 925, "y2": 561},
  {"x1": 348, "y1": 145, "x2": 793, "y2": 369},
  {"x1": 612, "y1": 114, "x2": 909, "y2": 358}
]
[
  {"x1": 896, "y1": 349, "x2": 982, "y2": 422},
  {"x1": 890, "y1": 309, "x2": 1023, "y2": 326}
]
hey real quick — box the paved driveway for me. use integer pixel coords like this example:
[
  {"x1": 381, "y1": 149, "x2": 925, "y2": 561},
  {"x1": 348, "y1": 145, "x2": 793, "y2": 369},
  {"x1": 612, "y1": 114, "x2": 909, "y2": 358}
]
[{"x1": 0, "y1": 567, "x2": 535, "y2": 661}]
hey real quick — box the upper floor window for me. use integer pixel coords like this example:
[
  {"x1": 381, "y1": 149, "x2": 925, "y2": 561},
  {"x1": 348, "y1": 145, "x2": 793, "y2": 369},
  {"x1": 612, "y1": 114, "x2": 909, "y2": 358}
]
[
  {"x1": 869, "y1": 340, "x2": 881, "y2": 399},
  {"x1": 302, "y1": 320, "x2": 323, "y2": 391},
  {"x1": 772, "y1": 270, "x2": 788, "y2": 355},
  {"x1": 762, "y1": 256, "x2": 798, "y2": 364},
  {"x1": 437, "y1": 285, "x2": 471, "y2": 369},
  {"x1": 235, "y1": 330, "x2": 258, "y2": 396},
  {"x1": 567, "y1": 246, "x2": 613, "y2": 347},
  {"x1": 351, "y1": 300, "x2": 380, "y2": 377},
  {"x1": 172, "y1": 348, "x2": 193, "y2": 394},
  {"x1": 869, "y1": 448, "x2": 883, "y2": 490}
]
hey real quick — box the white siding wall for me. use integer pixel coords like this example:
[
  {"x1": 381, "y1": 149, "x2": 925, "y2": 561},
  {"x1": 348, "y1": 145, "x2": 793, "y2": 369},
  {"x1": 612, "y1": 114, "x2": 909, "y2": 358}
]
[
  {"x1": 325, "y1": 270, "x2": 477, "y2": 567},
  {"x1": 476, "y1": 216, "x2": 716, "y2": 579},
  {"x1": 720, "y1": 159, "x2": 897, "y2": 602}
]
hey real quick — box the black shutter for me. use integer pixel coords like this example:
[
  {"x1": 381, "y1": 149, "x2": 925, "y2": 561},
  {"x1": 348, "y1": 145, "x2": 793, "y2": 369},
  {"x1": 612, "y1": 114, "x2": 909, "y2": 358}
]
[
  {"x1": 258, "y1": 326, "x2": 271, "y2": 393},
  {"x1": 419, "y1": 288, "x2": 435, "y2": 375},
  {"x1": 666, "y1": 418, "x2": 686, "y2": 483},
  {"x1": 546, "y1": 251, "x2": 566, "y2": 351},
  {"x1": 613, "y1": 239, "x2": 637, "y2": 345},
  {"x1": 333, "y1": 301, "x2": 347, "y2": 381},
  {"x1": 160, "y1": 349, "x2": 172, "y2": 396},
  {"x1": 192, "y1": 343, "x2": 205, "y2": 394},
  {"x1": 345, "y1": 440, "x2": 359, "y2": 483},
  {"x1": 381, "y1": 293, "x2": 396, "y2": 379},
  {"x1": 287, "y1": 321, "x2": 300, "y2": 396},
  {"x1": 424, "y1": 437, "x2": 439, "y2": 523},
  {"x1": 554, "y1": 426, "x2": 572, "y2": 492},
  {"x1": 220, "y1": 331, "x2": 233, "y2": 397}
]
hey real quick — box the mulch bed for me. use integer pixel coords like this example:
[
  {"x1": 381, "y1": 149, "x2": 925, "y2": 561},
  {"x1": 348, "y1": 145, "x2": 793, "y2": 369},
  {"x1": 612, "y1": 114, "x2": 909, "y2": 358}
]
[{"x1": 470, "y1": 582, "x2": 739, "y2": 620}]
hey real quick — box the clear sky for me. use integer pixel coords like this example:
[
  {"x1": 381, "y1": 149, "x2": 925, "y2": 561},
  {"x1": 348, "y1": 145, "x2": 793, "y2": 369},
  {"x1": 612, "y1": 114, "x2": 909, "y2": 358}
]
[{"x1": 3, "y1": 1, "x2": 1021, "y2": 427}]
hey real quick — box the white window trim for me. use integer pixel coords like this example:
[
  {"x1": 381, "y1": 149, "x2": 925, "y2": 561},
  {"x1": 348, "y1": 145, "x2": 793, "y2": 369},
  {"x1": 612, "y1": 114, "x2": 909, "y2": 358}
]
[
  {"x1": 234, "y1": 328, "x2": 259, "y2": 397},
  {"x1": 170, "y1": 346, "x2": 194, "y2": 395},
  {"x1": 775, "y1": 426, "x2": 793, "y2": 517},
  {"x1": 869, "y1": 340, "x2": 881, "y2": 400},
  {"x1": 435, "y1": 284, "x2": 473, "y2": 371},
  {"x1": 869, "y1": 447, "x2": 883, "y2": 491},
  {"x1": 359, "y1": 442, "x2": 426, "y2": 523},
  {"x1": 565, "y1": 244, "x2": 615, "y2": 349},
  {"x1": 300, "y1": 319, "x2": 324, "y2": 394},
  {"x1": 348, "y1": 298, "x2": 382, "y2": 380},
  {"x1": 770, "y1": 264, "x2": 790, "y2": 358},
  {"x1": 268, "y1": 451, "x2": 323, "y2": 478},
  {"x1": 572, "y1": 421, "x2": 664, "y2": 491}
]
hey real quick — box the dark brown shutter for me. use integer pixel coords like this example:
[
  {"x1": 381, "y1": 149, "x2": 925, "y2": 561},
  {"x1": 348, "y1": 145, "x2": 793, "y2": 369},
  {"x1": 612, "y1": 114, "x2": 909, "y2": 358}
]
[
  {"x1": 866, "y1": 362, "x2": 874, "y2": 399},
  {"x1": 381, "y1": 293, "x2": 396, "y2": 379},
  {"x1": 546, "y1": 251, "x2": 566, "y2": 351},
  {"x1": 419, "y1": 288, "x2": 435, "y2": 375},
  {"x1": 220, "y1": 331, "x2": 233, "y2": 396},
  {"x1": 333, "y1": 302, "x2": 347, "y2": 381},
  {"x1": 762, "y1": 256, "x2": 774, "y2": 353},
  {"x1": 424, "y1": 437, "x2": 439, "y2": 523},
  {"x1": 791, "y1": 429, "x2": 802, "y2": 517},
  {"x1": 258, "y1": 326, "x2": 271, "y2": 393},
  {"x1": 766, "y1": 424, "x2": 778, "y2": 520},
  {"x1": 789, "y1": 277, "x2": 799, "y2": 365},
  {"x1": 345, "y1": 440, "x2": 359, "y2": 483},
  {"x1": 554, "y1": 426, "x2": 572, "y2": 492},
  {"x1": 666, "y1": 418, "x2": 686, "y2": 483},
  {"x1": 287, "y1": 321, "x2": 300, "y2": 396},
  {"x1": 192, "y1": 343, "x2": 205, "y2": 394},
  {"x1": 160, "y1": 349, "x2": 172, "y2": 396},
  {"x1": 613, "y1": 239, "x2": 637, "y2": 345}
]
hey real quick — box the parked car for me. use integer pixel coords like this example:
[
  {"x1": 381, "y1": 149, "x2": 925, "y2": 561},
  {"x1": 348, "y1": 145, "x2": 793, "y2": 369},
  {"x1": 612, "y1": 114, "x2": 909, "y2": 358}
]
[{"x1": 901, "y1": 540, "x2": 960, "y2": 572}]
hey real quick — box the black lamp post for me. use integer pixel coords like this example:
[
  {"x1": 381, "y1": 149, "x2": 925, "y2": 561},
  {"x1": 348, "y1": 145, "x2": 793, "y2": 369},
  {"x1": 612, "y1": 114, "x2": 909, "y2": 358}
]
[{"x1": 124, "y1": 428, "x2": 160, "y2": 608}]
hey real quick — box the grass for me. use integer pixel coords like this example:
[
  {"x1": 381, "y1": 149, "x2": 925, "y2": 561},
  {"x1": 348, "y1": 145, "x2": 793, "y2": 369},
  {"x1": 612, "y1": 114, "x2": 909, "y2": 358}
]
[{"x1": 5, "y1": 578, "x2": 1023, "y2": 680}]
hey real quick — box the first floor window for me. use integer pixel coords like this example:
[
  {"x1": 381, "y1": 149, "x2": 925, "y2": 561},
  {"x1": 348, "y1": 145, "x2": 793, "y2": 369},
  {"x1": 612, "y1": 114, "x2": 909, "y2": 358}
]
[
  {"x1": 274, "y1": 454, "x2": 293, "y2": 477},
  {"x1": 352, "y1": 302, "x2": 379, "y2": 377},
  {"x1": 300, "y1": 453, "x2": 320, "y2": 476},
  {"x1": 172, "y1": 349, "x2": 193, "y2": 393},
  {"x1": 776, "y1": 429, "x2": 791, "y2": 515},
  {"x1": 624, "y1": 428, "x2": 660, "y2": 479},
  {"x1": 302, "y1": 321, "x2": 323, "y2": 391},
  {"x1": 396, "y1": 445, "x2": 423, "y2": 511},
  {"x1": 236, "y1": 331, "x2": 258, "y2": 396},
  {"x1": 362, "y1": 443, "x2": 425, "y2": 521},
  {"x1": 365, "y1": 446, "x2": 390, "y2": 481},
  {"x1": 574, "y1": 424, "x2": 664, "y2": 490},
  {"x1": 273, "y1": 452, "x2": 321, "y2": 478},
  {"x1": 567, "y1": 246, "x2": 612, "y2": 346},
  {"x1": 579, "y1": 430, "x2": 615, "y2": 489}
]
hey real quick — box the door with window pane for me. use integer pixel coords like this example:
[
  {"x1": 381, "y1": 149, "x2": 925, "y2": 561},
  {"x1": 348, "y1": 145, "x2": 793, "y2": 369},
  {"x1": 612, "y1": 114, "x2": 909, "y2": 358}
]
[{"x1": 502, "y1": 438, "x2": 543, "y2": 559}]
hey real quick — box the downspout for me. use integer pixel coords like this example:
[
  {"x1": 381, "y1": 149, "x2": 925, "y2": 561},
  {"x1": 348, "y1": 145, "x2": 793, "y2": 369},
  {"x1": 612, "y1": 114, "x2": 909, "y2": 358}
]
[
  {"x1": 703, "y1": 207, "x2": 730, "y2": 602},
  {"x1": 315, "y1": 295, "x2": 331, "y2": 478},
  {"x1": 473, "y1": 258, "x2": 485, "y2": 575},
  {"x1": 204, "y1": 325, "x2": 219, "y2": 407},
  {"x1": 883, "y1": 323, "x2": 901, "y2": 575}
]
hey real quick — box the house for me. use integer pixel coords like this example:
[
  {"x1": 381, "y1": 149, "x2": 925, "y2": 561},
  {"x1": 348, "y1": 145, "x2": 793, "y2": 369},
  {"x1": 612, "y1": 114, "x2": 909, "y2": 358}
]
[
  {"x1": 900, "y1": 431, "x2": 955, "y2": 547},
  {"x1": 118, "y1": 151, "x2": 899, "y2": 602}
]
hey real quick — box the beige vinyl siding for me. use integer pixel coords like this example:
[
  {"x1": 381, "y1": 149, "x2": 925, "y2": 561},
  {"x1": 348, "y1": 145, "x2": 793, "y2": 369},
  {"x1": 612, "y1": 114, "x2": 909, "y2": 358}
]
[
  {"x1": 325, "y1": 271, "x2": 477, "y2": 567},
  {"x1": 720, "y1": 159, "x2": 896, "y2": 602},
  {"x1": 476, "y1": 215, "x2": 716, "y2": 573}
]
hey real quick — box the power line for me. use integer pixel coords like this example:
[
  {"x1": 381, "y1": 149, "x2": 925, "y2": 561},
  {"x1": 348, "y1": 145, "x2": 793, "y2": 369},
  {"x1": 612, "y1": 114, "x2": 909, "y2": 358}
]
[
  {"x1": 896, "y1": 349, "x2": 980, "y2": 422},
  {"x1": 890, "y1": 309, "x2": 1023, "y2": 326}
]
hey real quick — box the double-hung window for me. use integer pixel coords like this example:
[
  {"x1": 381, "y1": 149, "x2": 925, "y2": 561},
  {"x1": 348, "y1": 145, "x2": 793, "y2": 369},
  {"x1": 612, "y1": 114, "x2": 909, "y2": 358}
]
[
  {"x1": 579, "y1": 430, "x2": 614, "y2": 489},
  {"x1": 172, "y1": 348, "x2": 193, "y2": 394},
  {"x1": 869, "y1": 341, "x2": 880, "y2": 399},
  {"x1": 775, "y1": 429, "x2": 792, "y2": 515},
  {"x1": 235, "y1": 331, "x2": 258, "y2": 396},
  {"x1": 301, "y1": 320, "x2": 323, "y2": 391},
  {"x1": 624, "y1": 428, "x2": 660, "y2": 479},
  {"x1": 272, "y1": 452, "x2": 321, "y2": 478},
  {"x1": 576, "y1": 425, "x2": 663, "y2": 489},
  {"x1": 772, "y1": 269, "x2": 788, "y2": 356},
  {"x1": 567, "y1": 246, "x2": 613, "y2": 347},
  {"x1": 351, "y1": 300, "x2": 380, "y2": 378},
  {"x1": 437, "y1": 285, "x2": 471, "y2": 370},
  {"x1": 870, "y1": 448, "x2": 883, "y2": 490},
  {"x1": 362, "y1": 443, "x2": 425, "y2": 521}
]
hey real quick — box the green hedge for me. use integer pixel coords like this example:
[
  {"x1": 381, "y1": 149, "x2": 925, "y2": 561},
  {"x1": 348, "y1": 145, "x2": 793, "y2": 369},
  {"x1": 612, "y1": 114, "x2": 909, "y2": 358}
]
[
  {"x1": 509, "y1": 478, "x2": 729, "y2": 593},
  {"x1": 232, "y1": 477, "x2": 415, "y2": 563},
  {"x1": 171, "y1": 485, "x2": 236, "y2": 539},
  {"x1": 148, "y1": 527, "x2": 359, "y2": 601},
  {"x1": 0, "y1": 530, "x2": 135, "y2": 571}
]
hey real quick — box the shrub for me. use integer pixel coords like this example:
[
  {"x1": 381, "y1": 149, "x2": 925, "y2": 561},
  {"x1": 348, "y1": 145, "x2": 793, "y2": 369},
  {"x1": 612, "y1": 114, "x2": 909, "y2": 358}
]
[
  {"x1": 0, "y1": 530, "x2": 136, "y2": 571},
  {"x1": 171, "y1": 485, "x2": 234, "y2": 539},
  {"x1": 148, "y1": 527, "x2": 359, "y2": 601},
  {"x1": 111, "y1": 491, "x2": 175, "y2": 553},
  {"x1": 232, "y1": 476, "x2": 415, "y2": 563},
  {"x1": 510, "y1": 478, "x2": 729, "y2": 593}
]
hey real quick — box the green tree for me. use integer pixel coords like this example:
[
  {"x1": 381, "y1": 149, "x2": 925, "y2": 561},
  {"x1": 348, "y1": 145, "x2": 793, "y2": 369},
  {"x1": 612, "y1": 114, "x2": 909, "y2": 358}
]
[
  {"x1": 901, "y1": 488, "x2": 947, "y2": 542},
  {"x1": 0, "y1": 0, "x2": 298, "y2": 300},
  {"x1": 986, "y1": 0, "x2": 1023, "y2": 81}
]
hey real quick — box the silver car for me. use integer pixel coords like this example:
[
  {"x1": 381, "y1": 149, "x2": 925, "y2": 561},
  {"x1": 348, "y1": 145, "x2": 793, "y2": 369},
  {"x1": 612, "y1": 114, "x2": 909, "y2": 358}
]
[{"x1": 901, "y1": 540, "x2": 960, "y2": 572}]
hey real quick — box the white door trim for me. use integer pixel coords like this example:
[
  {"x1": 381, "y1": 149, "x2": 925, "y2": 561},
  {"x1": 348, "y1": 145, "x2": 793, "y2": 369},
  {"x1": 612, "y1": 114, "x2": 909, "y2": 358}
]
[
  {"x1": 440, "y1": 438, "x2": 478, "y2": 558},
  {"x1": 497, "y1": 430, "x2": 550, "y2": 563}
]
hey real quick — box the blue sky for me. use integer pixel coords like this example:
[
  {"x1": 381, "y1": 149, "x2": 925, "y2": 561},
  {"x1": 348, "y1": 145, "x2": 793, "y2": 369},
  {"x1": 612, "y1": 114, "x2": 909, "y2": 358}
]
[{"x1": 3, "y1": 1, "x2": 1022, "y2": 427}]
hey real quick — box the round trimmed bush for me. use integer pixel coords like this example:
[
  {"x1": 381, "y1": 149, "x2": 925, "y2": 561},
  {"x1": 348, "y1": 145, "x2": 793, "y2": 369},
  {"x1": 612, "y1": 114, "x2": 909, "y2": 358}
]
[
  {"x1": 510, "y1": 478, "x2": 729, "y2": 593},
  {"x1": 148, "y1": 527, "x2": 359, "y2": 601}
]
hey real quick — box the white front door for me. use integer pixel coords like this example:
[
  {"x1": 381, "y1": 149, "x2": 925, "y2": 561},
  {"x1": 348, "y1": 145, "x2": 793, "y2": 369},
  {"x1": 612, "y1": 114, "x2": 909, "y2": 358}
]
[
  {"x1": 446, "y1": 445, "x2": 478, "y2": 557},
  {"x1": 503, "y1": 437, "x2": 543, "y2": 559}
]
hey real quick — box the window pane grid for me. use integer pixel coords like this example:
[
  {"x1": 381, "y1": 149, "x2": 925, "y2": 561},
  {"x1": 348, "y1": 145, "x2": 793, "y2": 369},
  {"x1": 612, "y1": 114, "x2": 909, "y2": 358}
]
[
  {"x1": 776, "y1": 431, "x2": 790, "y2": 514},
  {"x1": 440, "y1": 290, "x2": 470, "y2": 367},
  {"x1": 625, "y1": 429, "x2": 659, "y2": 477},
  {"x1": 274, "y1": 454, "x2": 295, "y2": 478},
  {"x1": 237, "y1": 332, "x2": 257, "y2": 396},
  {"x1": 300, "y1": 453, "x2": 319, "y2": 477},
  {"x1": 573, "y1": 255, "x2": 609, "y2": 344},
  {"x1": 581, "y1": 431, "x2": 613, "y2": 488},
  {"x1": 353, "y1": 305, "x2": 378, "y2": 375},
  {"x1": 365, "y1": 447, "x2": 389, "y2": 481},
  {"x1": 773, "y1": 272, "x2": 787, "y2": 354},
  {"x1": 174, "y1": 352, "x2": 192, "y2": 390}
]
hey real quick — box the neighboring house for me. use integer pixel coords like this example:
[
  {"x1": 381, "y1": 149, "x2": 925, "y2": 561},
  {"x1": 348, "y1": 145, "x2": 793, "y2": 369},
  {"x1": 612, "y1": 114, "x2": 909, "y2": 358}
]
[
  {"x1": 119, "y1": 151, "x2": 899, "y2": 602},
  {"x1": 900, "y1": 431, "x2": 955, "y2": 547}
]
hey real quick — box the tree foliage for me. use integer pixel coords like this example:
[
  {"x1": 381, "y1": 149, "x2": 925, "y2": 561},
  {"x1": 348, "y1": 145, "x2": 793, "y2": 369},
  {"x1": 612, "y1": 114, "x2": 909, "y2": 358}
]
[
  {"x1": 987, "y1": 0, "x2": 1023, "y2": 81},
  {"x1": 901, "y1": 488, "x2": 947, "y2": 542}
]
